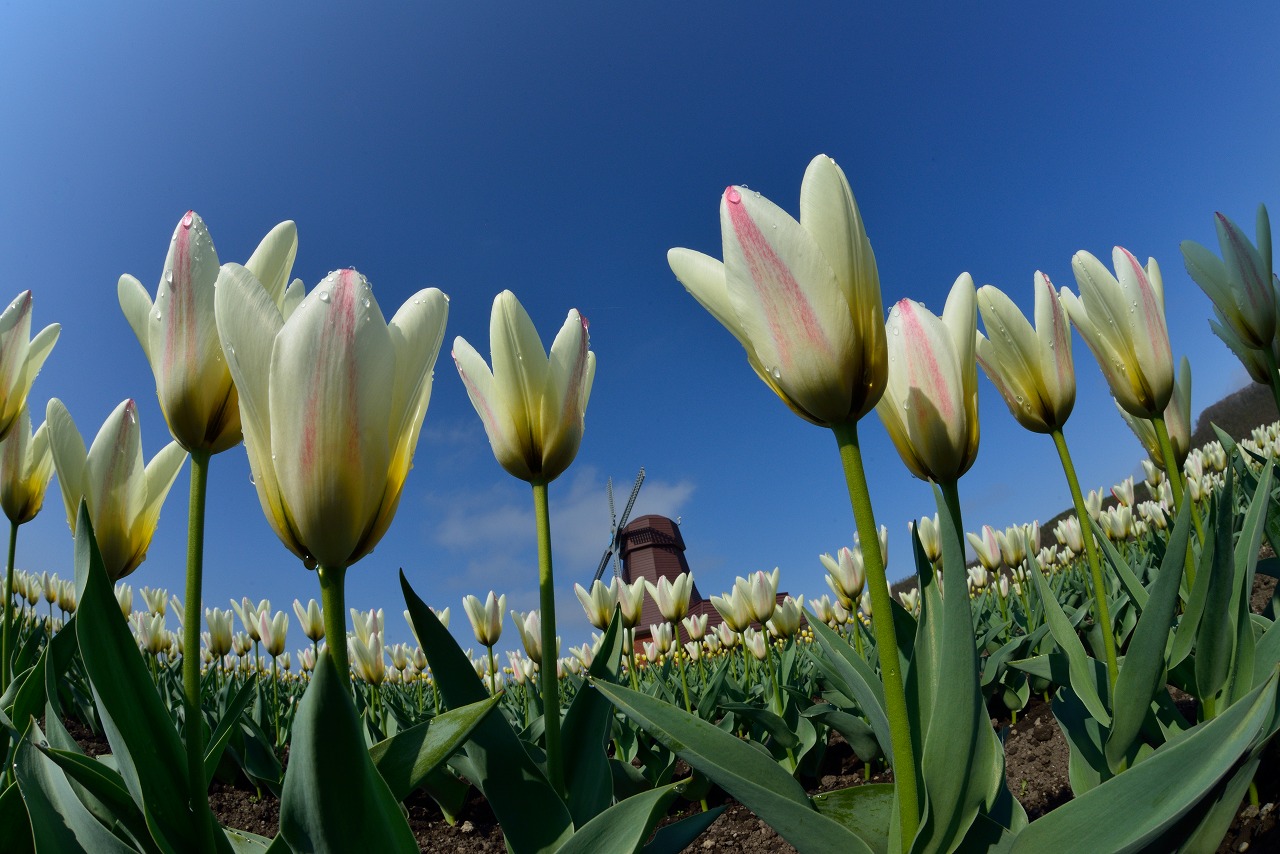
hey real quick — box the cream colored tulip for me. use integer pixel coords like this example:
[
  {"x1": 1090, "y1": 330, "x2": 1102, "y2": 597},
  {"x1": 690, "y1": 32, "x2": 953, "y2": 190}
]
[
  {"x1": 646, "y1": 573, "x2": 693, "y2": 623},
  {"x1": 0, "y1": 291, "x2": 59, "y2": 443},
  {"x1": 119, "y1": 213, "x2": 303, "y2": 453},
  {"x1": 876, "y1": 274, "x2": 980, "y2": 482},
  {"x1": 573, "y1": 579, "x2": 616, "y2": 630},
  {"x1": 1062, "y1": 248, "x2": 1173, "y2": 419},
  {"x1": 462, "y1": 591, "x2": 506, "y2": 647},
  {"x1": 710, "y1": 585, "x2": 753, "y2": 634},
  {"x1": 1181, "y1": 207, "x2": 1277, "y2": 353},
  {"x1": 46, "y1": 399, "x2": 187, "y2": 581},
  {"x1": 667, "y1": 155, "x2": 886, "y2": 427},
  {"x1": 292, "y1": 598, "x2": 324, "y2": 643},
  {"x1": 453, "y1": 291, "x2": 594, "y2": 484},
  {"x1": 215, "y1": 266, "x2": 448, "y2": 570},
  {"x1": 974, "y1": 273, "x2": 1075, "y2": 433},
  {"x1": 0, "y1": 405, "x2": 54, "y2": 525}
]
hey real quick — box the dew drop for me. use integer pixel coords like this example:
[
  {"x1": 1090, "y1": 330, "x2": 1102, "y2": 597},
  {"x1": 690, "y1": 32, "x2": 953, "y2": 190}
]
[
  {"x1": 726, "y1": 188, "x2": 741, "y2": 205},
  {"x1": 770, "y1": 367, "x2": 781, "y2": 380},
  {"x1": 892, "y1": 327, "x2": 899, "y2": 336},
  {"x1": 153, "y1": 310, "x2": 161, "y2": 321},
  {"x1": 181, "y1": 212, "x2": 194, "y2": 229},
  {"x1": 319, "y1": 292, "x2": 330, "y2": 303},
  {"x1": 249, "y1": 473, "x2": 256, "y2": 486},
  {"x1": 363, "y1": 298, "x2": 371, "y2": 308},
  {"x1": 165, "y1": 271, "x2": 173, "y2": 283}
]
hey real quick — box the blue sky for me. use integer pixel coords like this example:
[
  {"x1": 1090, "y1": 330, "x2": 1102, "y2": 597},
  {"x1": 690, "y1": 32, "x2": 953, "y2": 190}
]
[{"x1": 1, "y1": 4, "x2": 1277, "y2": 657}]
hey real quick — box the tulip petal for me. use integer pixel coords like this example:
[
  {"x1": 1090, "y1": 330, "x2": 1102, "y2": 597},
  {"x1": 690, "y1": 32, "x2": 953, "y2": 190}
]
[
  {"x1": 269, "y1": 270, "x2": 394, "y2": 569},
  {"x1": 1115, "y1": 249, "x2": 1173, "y2": 413},
  {"x1": 118, "y1": 274, "x2": 155, "y2": 362},
  {"x1": 539, "y1": 309, "x2": 591, "y2": 483},
  {"x1": 1033, "y1": 272, "x2": 1074, "y2": 424},
  {"x1": 667, "y1": 249, "x2": 751, "y2": 350},
  {"x1": 215, "y1": 262, "x2": 302, "y2": 559},
  {"x1": 799, "y1": 155, "x2": 879, "y2": 313},
  {"x1": 720, "y1": 186, "x2": 856, "y2": 423},
  {"x1": 490, "y1": 291, "x2": 550, "y2": 471},
  {"x1": 244, "y1": 221, "x2": 299, "y2": 306},
  {"x1": 0, "y1": 292, "x2": 33, "y2": 401},
  {"x1": 976, "y1": 285, "x2": 1041, "y2": 424},
  {"x1": 83, "y1": 401, "x2": 147, "y2": 576},
  {"x1": 45, "y1": 399, "x2": 87, "y2": 534},
  {"x1": 281, "y1": 278, "x2": 306, "y2": 321},
  {"x1": 124, "y1": 439, "x2": 187, "y2": 577},
  {"x1": 454, "y1": 335, "x2": 527, "y2": 478}
]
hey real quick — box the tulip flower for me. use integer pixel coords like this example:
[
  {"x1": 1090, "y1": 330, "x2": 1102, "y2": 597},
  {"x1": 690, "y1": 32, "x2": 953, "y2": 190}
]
[
  {"x1": 573, "y1": 579, "x2": 616, "y2": 631},
  {"x1": 743, "y1": 627, "x2": 770, "y2": 662},
  {"x1": 682, "y1": 613, "x2": 708, "y2": 642},
  {"x1": 615, "y1": 577, "x2": 646, "y2": 629},
  {"x1": 667, "y1": 154, "x2": 886, "y2": 427},
  {"x1": 351, "y1": 607, "x2": 385, "y2": 647},
  {"x1": 348, "y1": 630, "x2": 386, "y2": 685},
  {"x1": 118, "y1": 212, "x2": 302, "y2": 455},
  {"x1": 115, "y1": 583, "x2": 133, "y2": 618},
  {"x1": 463, "y1": 591, "x2": 506, "y2": 648},
  {"x1": 0, "y1": 405, "x2": 55, "y2": 690},
  {"x1": 46, "y1": 399, "x2": 187, "y2": 581},
  {"x1": 1054, "y1": 516, "x2": 1085, "y2": 554},
  {"x1": 820, "y1": 547, "x2": 865, "y2": 609},
  {"x1": 1181, "y1": 206, "x2": 1277, "y2": 355},
  {"x1": 671, "y1": 155, "x2": 919, "y2": 838},
  {"x1": 767, "y1": 595, "x2": 804, "y2": 639},
  {"x1": 967, "y1": 526, "x2": 1002, "y2": 572},
  {"x1": 913, "y1": 514, "x2": 942, "y2": 564},
  {"x1": 646, "y1": 573, "x2": 694, "y2": 623},
  {"x1": 205, "y1": 608, "x2": 234, "y2": 659},
  {"x1": 876, "y1": 274, "x2": 980, "y2": 483},
  {"x1": 996, "y1": 525, "x2": 1028, "y2": 569},
  {"x1": 259, "y1": 610, "x2": 288, "y2": 658},
  {"x1": 1063, "y1": 247, "x2": 1173, "y2": 420},
  {"x1": 0, "y1": 291, "x2": 59, "y2": 444},
  {"x1": 140, "y1": 586, "x2": 168, "y2": 616},
  {"x1": 453, "y1": 291, "x2": 595, "y2": 484},
  {"x1": 292, "y1": 598, "x2": 325, "y2": 644},
  {"x1": 710, "y1": 585, "x2": 753, "y2": 634},
  {"x1": 736, "y1": 568, "x2": 780, "y2": 625},
  {"x1": 216, "y1": 265, "x2": 448, "y2": 681},
  {"x1": 975, "y1": 274, "x2": 1075, "y2": 434},
  {"x1": 233, "y1": 598, "x2": 271, "y2": 643},
  {"x1": 511, "y1": 609, "x2": 545, "y2": 664}
]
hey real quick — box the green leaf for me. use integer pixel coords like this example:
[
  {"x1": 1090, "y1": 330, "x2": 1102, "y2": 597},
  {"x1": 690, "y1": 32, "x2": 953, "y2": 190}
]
[
  {"x1": 802, "y1": 704, "x2": 880, "y2": 762},
  {"x1": 1013, "y1": 671, "x2": 1280, "y2": 853},
  {"x1": 14, "y1": 726, "x2": 136, "y2": 853},
  {"x1": 71, "y1": 504, "x2": 198, "y2": 852},
  {"x1": 1091, "y1": 517, "x2": 1148, "y2": 611},
  {"x1": 642, "y1": 805, "x2": 726, "y2": 854},
  {"x1": 596, "y1": 680, "x2": 872, "y2": 854},
  {"x1": 278, "y1": 650, "x2": 417, "y2": 853},
  {"x1": 812, "y1": 783, "x2": 894, "y2": 854},
  {"x1": 0, "y1": 778, "x2": 35, "y2": 854},
  {"x1": 401, "y1": 571, "x2": 572, "y2": 853},
  {"x1": 557, "y1": 783, "x2": 681, "y2": 854},
  {"x1": 721, "y1": 703, "x2": 800, "y2": 750},
  {"x1": 204, "y1": 679, "x2": 256, "y2": 781},
  {"x1": 368, "y1": 694, "x2": 499, "y2": 800},
  {"x1": 1105, "y1": 497, "x2": 1191, "y2": 769},
  {"x1": 806, "y1": 615, "x2": 892, "y2": 764},
  {"x1": 562, "y1": 607, "x2": 626, "y2": 827},
  {"x1": 1030, "y1": 558, "x2": 1111, "y2": 726},
  {"x1": 39, "y1": 745, "x2": 157, "y2": 852}
]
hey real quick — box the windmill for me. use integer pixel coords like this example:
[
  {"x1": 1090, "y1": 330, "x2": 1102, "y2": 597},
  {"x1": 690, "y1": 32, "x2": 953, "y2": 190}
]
[{"x1": 592, "y1": 467, "x2": 645, "y2": 584}]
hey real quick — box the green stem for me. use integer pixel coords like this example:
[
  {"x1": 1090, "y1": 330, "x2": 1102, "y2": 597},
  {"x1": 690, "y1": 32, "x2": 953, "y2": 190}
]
[
  {"x1": 532, "y1": 479, "x2": 565, "y2": 798},
  {"x1": 832, "y1": 420, "x2": 919, "y2": 845},
  {"x1": 318, "y1": 564, "x2": 350, "y2": 689},
  {"x1": 1051, "y1": 430, "x2": 1118, "y2": 695},
  {"x1": 182, "y1": 450, "x2": 216, "y2": 853},
  {"x1": 673, "y1": 620, "x2": 692, "y2": 712},
  {"x1": 1152, "y1": 415, "x2": 1185, "y2": 510},
  {"x1": 487, "y1": 645, "x2": 498, "y2": 694},
  {"x1": 2, "y1": 519, "x2": 19, "y2": 692}
]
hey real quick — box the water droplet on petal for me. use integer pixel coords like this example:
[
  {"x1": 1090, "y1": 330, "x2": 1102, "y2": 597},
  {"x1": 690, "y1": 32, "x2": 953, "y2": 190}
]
[
  {"x1": 726, "y1": 188, "x2": 741, "y2": 205},
  {"x1": 363, "y1": 298, "x2": 370, "y2": 308},
  {"x1": 319, "y1": 292, "x2": 330, "y2": 303},
  {"x1": 892, "y1": 327, "x2": 899, "y2": 336},
  {"x1": 153, "y1": 310, "x2": 161, "y2": 321},
  {"x1": 165, "y1": 271, "x2": 173, "y2": 283},
  {"x1": 181, "y1": 212, "x2": 194, "y2": 228},
  {"x1": 770, "y1": 367, "x2": 781, "y2": 380}
]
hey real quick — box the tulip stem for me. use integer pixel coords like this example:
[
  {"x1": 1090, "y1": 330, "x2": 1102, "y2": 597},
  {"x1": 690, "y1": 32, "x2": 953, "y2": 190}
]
[
  {"x1": 532, "y1": 479, "x2": 565, "y2": 798},
  {"x1": 1, "y1": 519, "x2": 18, "y2": 693},
  {"x1": 1262, "y1": 349, "x2": 1280, "y2": 420},
  {"x1": 1051, "y1": 430, "x2": 1118, "y2": 695},
  {"x1": 318, "y1": 564, "x2": 350, "y2": 690},
  {"x1": 180, "y1": 450, "x2": 218, "y2": 852},
  {"x1": 832, "y1": 420, "x2": 919, "y2": 845},
  {"x1": 1152, "y1": 415, "x2": 1204, "y2": 548}
]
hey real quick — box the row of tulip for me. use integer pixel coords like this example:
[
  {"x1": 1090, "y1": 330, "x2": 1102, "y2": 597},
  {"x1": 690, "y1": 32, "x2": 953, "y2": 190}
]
[{"x1": 3, "y1": 147, "x2": 1280, "y2": 853}]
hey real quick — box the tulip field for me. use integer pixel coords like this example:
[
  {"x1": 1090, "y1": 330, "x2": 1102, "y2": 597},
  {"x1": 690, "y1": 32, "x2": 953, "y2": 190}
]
[{"x1": 4, "y1": 154, "x2": 1280, "y2": 854}]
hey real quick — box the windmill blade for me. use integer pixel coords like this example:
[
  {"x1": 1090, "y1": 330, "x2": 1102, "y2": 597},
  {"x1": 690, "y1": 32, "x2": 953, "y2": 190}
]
[
  {"x1": 593, "y1": 546, "x2": 613, "y2": 584},
  {"x1": 613, "y1": 467, "x2": 645, "y2": 578},
  {"x1": 617, "y1": 467, "x2": 645, "y2": 530}
]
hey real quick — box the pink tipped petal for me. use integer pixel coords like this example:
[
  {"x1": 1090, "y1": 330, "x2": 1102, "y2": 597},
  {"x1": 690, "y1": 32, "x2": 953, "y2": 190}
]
[{"x1": 83, "y1": 401, "x2": 147, "y2": 575}]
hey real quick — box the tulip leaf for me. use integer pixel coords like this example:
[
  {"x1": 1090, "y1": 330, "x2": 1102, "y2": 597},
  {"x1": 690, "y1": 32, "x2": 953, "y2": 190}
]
[
  {"x1": 39, "y1": 744, "x2": 157, "y2": 852},
  {"x1": 562, "y1": 607, "x2": 625, "y2": 827},
  {"x1": 401, "y1": 570, "x2": 573, "y2": 853},
  {"x1": 204, "y1": 679, "x2": 257, "y2": 781},
  {"x1": 595, "y1": 680, "x2": 873, "y2": 853},
  {"x1": 368, "y1": 693, "x2": 499, "y2": 800},
  {"x1": 556, "y1": 783, "x2": 681, "y2": 854},
  {"x1": 812, "y1": 783, "x2": 894, "y2": 854},
  {"x1": 1090, "y1": 517, "x2": 1148, "y2": 611},
  {"x1": 1030, "y1": 558, "x2": 1111, "y2": 725},
  {"x1": 1170, "y1": 517, "x2": 1217, "y2": 669},
  {"x1": 641, "y1": 804, "x2": 727, "y2": 854},
  {"x1": 71, "y1": 503, "x2": 200, "y2": 853},
  {"x1": 14, "y1": 725, "x2": 136, "y2": 853},
  {"x1": 806, "y1": 614, "x2": 892, "y2": 764},
  {"x1": 1105, "y1": 496, "x2": 1190, "y2": 770},
  {"x1": 10, "y1": 615, "x2": 78, "y2": 736},
  {"x1": 0, "y1": 778, "x2": 34, "y2": 854},
  {"x1": 802, "y1": 704, "x2": 881, "y2": 762},
  {"x1": 1012, "y1": 671, "x2": 1279, "y2": 853},
  {"x1": 279, "y1": 650, "x2": 417, "y2": 853}
]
